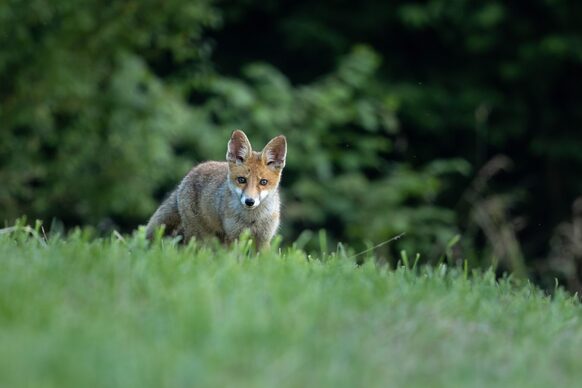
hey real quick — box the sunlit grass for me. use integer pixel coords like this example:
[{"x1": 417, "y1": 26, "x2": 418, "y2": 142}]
[{"x1": 0, "y1": 226, "x2": 581, "y2": 388}]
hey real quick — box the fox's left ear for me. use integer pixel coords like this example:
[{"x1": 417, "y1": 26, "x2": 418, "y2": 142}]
[
  {"x1": 262, "y1": 135, "x2": 287, "y2": 170},
  {"x1": 227, "y1": 130, "x2": 252, "y2": 164}
]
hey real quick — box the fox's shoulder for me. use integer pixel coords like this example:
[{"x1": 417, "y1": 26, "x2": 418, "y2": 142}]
[
  {"x1": 188, "y1": 161, "x2": 228, "y2": 176},
  {"x1": 178, "y1": 161, "x2": 229, "y2": 191}
]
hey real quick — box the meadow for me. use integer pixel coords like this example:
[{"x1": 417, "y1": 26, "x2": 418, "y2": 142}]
[{"x1": 1, "y1": 226, "x2": 581, "y2": 388}]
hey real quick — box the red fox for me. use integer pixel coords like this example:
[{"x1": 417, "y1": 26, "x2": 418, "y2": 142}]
[{"x1": 145, "y1": 130, "x2": 287, "y2": 249}]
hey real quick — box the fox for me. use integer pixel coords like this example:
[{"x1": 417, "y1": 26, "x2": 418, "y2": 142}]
[{"x1": 145, "y1": 130, "x2": 287, "y2": 250}]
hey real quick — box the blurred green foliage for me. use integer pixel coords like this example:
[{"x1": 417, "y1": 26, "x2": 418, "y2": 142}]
[
  {"x1": 1, "y1": 0, "x2": 582, "y2": 283},
  {"x1": 0, "y1": 0, "x2": 218, "y2": 224}
]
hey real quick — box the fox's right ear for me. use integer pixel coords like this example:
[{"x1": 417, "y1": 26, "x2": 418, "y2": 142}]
[{"x1": 227, "y1": 130, "x2": 252, "y2": 164}]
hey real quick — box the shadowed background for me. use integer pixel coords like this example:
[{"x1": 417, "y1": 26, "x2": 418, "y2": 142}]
[{"x1": 1, "y1": 0, "x2": 581, "y2": 290}]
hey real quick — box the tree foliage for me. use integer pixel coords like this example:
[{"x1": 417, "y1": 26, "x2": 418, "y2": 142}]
[{"x1": 0, "y1": 0, "x2": 218, "y2": 225}]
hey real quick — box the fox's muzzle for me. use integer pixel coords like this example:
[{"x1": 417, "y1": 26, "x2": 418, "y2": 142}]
[{"x1": 240, "y1": 192, "x2": 259, "y2": 209}]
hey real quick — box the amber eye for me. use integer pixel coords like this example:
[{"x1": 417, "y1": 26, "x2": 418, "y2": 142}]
[
  {"x1": 237, "y1": 177, "x2": 247, "y2": 184},
  {"x1": 259, "y1": 179, "x2": 268, "y2": 186}
]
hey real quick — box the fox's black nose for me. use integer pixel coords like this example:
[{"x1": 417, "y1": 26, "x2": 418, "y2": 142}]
[{"x1": 244, "y1": 198, "x2": 255, "y2": 207}]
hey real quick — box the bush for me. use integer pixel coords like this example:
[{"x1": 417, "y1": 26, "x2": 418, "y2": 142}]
[{"x1": 0, "y1": 0, "x2": 218, "y2": 225}]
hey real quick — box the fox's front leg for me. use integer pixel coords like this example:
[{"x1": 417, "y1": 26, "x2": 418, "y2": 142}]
[
  {"x1": 254, "y1": 238, "x2": 271, "y2": 251},
  {"x1": 221, "y1": 233, "x2": 235, "y2": 247},
  {"x1": 252, "y1": 217, "x2": 278, "y2": 251},
  {"x1": 222, "y1": 229, "x2": 249, "y2": 251},
  {"x1": 253, "y1": 228, "x2": 277, "y2": 251},
  {"x1": 222, "y1": 228, "x2": 262, "y2": 251}
]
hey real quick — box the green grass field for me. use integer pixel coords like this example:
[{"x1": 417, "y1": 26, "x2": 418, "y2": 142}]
[{"x1": 1, "y1": 227, "x2": 582, "y2": 388}]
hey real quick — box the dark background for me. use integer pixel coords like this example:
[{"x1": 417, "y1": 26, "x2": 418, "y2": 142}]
[{"x1": 1, "y1": 0, "x2": 582, "y2": 290}]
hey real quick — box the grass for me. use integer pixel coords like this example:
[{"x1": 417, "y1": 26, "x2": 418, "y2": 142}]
[{"x1": 1, "y1": 227, "x2": 582, "y2": 388}]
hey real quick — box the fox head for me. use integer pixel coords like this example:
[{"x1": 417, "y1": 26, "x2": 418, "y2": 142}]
[{"x1": 226, "y1": 130, "x2": 287, "y2": 209}]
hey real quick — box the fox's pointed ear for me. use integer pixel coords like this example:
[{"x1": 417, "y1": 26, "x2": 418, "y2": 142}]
[
  {"x1": 227, "y1": 130, "x2": 252, "y2": 164},
  {"x1": 262, "y1": 135, "x2": 287, "y2": 170}
]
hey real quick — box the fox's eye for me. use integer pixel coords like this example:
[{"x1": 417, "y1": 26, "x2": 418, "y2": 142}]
[
  {"x1": 237, "y1": 177, "x2": 247, "y2": 184},
  {"x1": 259, "y1": 179, "x2": 268, "y2": 186}
]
